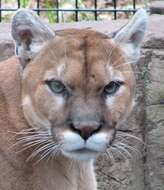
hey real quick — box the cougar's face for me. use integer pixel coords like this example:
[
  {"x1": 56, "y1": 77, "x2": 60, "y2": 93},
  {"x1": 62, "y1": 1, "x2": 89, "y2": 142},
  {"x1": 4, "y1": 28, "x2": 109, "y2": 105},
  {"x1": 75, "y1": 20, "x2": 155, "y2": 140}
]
[{"x1": 22, "y1": 31, "x2": 135, "y2": 161}]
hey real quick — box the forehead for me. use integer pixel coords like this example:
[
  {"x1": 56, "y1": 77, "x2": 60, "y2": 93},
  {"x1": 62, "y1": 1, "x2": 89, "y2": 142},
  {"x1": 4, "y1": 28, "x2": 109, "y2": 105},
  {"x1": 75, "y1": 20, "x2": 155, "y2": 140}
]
[{"x1": 40, "y1": 29, "x2": 127, "y2": 87}]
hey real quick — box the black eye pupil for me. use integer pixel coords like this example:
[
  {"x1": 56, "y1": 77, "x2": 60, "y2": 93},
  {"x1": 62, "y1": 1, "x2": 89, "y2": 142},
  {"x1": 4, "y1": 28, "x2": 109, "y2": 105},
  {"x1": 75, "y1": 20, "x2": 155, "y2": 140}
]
[
  {"x1": 46, "y1": 80, "x2": 65, "y2": 94},
  {"x1": 104, "y1": 81, "x2": 123, "y2": 96}
]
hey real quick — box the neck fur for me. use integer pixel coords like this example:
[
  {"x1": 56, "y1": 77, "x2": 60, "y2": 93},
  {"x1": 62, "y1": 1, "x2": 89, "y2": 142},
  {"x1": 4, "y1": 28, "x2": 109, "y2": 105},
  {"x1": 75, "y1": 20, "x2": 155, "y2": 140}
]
[{"x1": 31, "y1": 156, "x2": 97, "y2": 190}]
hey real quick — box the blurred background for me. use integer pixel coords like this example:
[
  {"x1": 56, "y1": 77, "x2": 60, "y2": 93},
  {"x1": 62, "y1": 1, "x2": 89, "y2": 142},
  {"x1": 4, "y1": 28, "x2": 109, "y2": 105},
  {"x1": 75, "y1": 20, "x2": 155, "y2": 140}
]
[{"x1": 0, "y1": 0, "x2": 151, "y2": 23}]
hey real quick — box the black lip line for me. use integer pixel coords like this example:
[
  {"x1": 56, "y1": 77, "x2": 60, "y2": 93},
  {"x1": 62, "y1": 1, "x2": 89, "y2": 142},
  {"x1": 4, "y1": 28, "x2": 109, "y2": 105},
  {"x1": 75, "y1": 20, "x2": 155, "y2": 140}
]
[{"x1": 67, "y1": 148, "x2": 100, "y2": 153}]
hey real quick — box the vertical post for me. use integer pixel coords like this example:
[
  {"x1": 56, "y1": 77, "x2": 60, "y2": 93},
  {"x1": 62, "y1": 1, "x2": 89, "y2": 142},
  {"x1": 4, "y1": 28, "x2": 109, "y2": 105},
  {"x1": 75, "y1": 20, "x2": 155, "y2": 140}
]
[
  {"x1": 113, "y1": 0, "x2": 117, "y2": 20},
  {"x1": 36, "y1": 0, "x2": 40, "y2": 15},
  {"x1": 133, "y1": 0, "x2": 136, "y2": 14},
  {"x1": 75, "y1": 0, "x2": 78, "y2": 21},
  {"x1": 56, "y1": 0, "x2": 59, "y2": 23},
  {"x1": 18, "y1": 0, "x2": 20, "y2": 8},
  {"x1": 0, "y1": 0, "x2": 2, "y2": 22},
  {"x1": 94, "y1": 0, "x2": 97, "y2": 20}
]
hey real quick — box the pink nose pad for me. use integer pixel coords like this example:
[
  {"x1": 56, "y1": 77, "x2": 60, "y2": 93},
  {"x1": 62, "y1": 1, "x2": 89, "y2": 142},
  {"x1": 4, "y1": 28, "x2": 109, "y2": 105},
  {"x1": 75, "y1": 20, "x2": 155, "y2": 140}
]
[{"x1": 70, "y1": 124, "x2": 102, "y2": 141}]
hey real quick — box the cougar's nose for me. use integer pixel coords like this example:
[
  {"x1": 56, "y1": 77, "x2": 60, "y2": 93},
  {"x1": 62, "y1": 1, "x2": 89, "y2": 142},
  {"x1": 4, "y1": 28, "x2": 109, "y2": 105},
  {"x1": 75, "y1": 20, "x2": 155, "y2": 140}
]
[{"x1": 70, "y1": 123, "x2": 102, "y2": 141}]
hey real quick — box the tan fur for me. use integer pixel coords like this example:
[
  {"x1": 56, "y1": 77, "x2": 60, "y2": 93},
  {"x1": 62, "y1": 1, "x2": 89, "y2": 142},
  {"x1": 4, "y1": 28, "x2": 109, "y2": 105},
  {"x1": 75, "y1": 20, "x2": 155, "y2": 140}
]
[
  {"x1": 22, "y1": 29, "x2": 135, "y2": 127},
  {"x1": 0, "y1": 56, "x2": 97, "y2": 190},
  {"x1": 0, "y1": 29, "x2": 135, "y2": 190},
  {"x1": 0, "y1": 9, "x2": 148, "y2": 190}
]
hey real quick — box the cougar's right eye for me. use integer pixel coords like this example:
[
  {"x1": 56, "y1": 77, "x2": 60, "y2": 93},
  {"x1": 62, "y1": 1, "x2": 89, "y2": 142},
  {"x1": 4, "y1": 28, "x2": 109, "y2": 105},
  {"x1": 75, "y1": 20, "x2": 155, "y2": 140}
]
[
  {"x1": 103, "y1": 81, "x2": 123, "y2": 96},
  {"x1": 46, "y1": 80, "x2": 66, "y2": 94}
]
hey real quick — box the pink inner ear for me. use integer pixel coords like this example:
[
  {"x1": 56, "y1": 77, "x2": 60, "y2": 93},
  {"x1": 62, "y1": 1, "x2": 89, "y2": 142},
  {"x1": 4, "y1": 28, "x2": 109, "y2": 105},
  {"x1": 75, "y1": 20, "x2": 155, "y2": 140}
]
[
  {"x1": 130, "y1": 31, "x2": 143, "y2": 45},
  {"x1": 18, "y1": 29, "x2": 33, "y2": 43}
]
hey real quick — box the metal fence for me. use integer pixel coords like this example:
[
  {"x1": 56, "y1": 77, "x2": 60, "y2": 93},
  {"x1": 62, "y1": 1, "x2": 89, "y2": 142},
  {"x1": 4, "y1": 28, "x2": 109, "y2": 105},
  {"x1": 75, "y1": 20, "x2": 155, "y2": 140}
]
[{"x1": 0, "y1": 0, "x2": 140, "y2": 22}]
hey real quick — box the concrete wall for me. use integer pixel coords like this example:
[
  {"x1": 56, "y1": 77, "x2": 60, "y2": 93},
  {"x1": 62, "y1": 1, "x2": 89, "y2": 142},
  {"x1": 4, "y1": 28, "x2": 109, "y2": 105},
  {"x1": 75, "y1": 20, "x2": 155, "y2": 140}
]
[{"x1": 0, "y1": 15, "x2": 164, "y2": 190}]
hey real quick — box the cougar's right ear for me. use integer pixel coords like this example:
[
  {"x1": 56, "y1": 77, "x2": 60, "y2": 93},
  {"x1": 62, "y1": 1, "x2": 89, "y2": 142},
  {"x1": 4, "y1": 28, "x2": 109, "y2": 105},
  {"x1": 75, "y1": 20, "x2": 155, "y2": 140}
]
[
  {"x1": 12, "y1": 9, "x2": 55, "y2": 68},
  {"x1": 113, "y1": 9, "x2": 148, "y2": 63}
]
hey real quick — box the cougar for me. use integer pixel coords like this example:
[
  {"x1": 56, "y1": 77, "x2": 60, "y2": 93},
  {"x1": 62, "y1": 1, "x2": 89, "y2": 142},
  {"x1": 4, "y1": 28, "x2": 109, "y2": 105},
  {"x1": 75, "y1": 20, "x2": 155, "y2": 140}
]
[{"x1": 0, "y1": 9, "x2": 148, "y2": 190}]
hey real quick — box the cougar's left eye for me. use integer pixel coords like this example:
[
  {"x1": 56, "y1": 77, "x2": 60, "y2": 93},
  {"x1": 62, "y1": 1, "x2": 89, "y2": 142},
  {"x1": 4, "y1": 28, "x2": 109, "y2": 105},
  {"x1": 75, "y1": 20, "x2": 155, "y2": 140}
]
[
  {"x1": 46, "y1": 80, "x2": 66, "y2": 94},
  {"x1": 103, "y1": 81, "x2": 123, "y2": 96}
]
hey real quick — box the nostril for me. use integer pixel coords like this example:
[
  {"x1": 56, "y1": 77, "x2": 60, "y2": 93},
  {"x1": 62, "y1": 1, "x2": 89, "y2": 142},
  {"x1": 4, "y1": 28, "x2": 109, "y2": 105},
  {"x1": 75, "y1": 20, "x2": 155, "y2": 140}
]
[
  {"x1": 69, "y1": 123, "x2": 81, "y2": 135},
  {"x1": 92, "y1": 124, "x2": 102, "y2": 135},
  {"x1": 69, "y1": 123, "x2": 102, "y2": 141}
]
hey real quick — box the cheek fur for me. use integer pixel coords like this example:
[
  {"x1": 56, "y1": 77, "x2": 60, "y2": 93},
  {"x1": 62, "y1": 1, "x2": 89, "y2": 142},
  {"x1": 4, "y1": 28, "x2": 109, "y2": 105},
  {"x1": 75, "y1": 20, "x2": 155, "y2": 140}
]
[
  {"x1": 105, "y1": 86, "x2": 132, "y2": 122},
  {"x1": 22, "y1": 95, "x2": 51, "y2": 129},
  {"x1": 34, "y1": 85, "x2": 65, "y2": 119}
]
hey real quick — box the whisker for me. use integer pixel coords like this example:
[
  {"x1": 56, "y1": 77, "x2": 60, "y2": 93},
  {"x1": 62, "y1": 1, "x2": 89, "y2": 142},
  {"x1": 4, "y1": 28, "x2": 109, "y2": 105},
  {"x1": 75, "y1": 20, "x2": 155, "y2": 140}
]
[
  {"x1": 68, "y1": 159, "x2": 74, "y2": 171},
  {"x1": 46, "y1": 147, "x2": 57, "y2": 163},
  {"x1": 121, "y1": 70, "x2": 140, "y2": 75},
  {"x1": 26, "y1": 142, "x2": 55, "y2": 162},
  {"x1": 116, "y1": 131, "x2": 145, "y2": 145},
  {"x1": 16, "y1": 134, "x2": 50, "y2": 140},
  {"x1": 11, "y1": 128, "x2": 39, "y2": 133},
  {"x1": 35, "y1": 143, "x2": 62, "y2": 165},
  {"x1": 111, "y1": 145, "x2": 129, "y2": 160},
  {"x1": 16, "y1": 130, "x2": 49, "y2": 135},
  {"x1": 106, "y1": 149, "x2": 115, "y2": 163},
  {"x1": 21, "y1": 138, "x2": 52, "y2": 146},
  {"x1": 107, "y1": 44, "x2": 117, "y2": 58},
  {"x1": 117, "y1": 142, "x2": 142, "y2": 157},
  {"x1": 113, "y1": 61, "x2": 135, "y2": 69},
  {"x1": 16, "y1": 135, "x2": 50, "y2": 142},
  {"x1": 9, "y1": 127, "x2": 62, "y2": 165},
  {"x1": 114, "y1": 143, "x2": 133, "y2": 159},
  {"x1": 8, "y1": 138, "x2": 47, "y2": 151},
  {"x1": 34, "y1": 144, "x2": 57, "y2": 164},
  {"x1": 16, "y1": 139, "x2": 52, "y2": 153},
  {"x1": 104, "y1": 44, "x2": 117, "y2": 66},
  {"x1": 112, "y1": 55, "x2": 125, "y2": 67}
]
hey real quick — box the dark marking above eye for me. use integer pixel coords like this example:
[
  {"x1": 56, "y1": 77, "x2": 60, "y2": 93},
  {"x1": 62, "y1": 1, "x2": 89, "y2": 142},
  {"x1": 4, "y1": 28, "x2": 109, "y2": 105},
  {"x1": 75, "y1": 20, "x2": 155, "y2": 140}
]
[{"x1": 91, "y1": 74, "x2": 95, "y2": 78}]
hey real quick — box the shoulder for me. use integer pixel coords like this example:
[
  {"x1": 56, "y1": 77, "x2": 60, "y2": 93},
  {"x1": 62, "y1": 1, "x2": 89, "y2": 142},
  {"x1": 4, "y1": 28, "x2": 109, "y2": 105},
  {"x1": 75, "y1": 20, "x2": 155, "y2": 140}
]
[
  {"x1": 0, "y1": 56, "x2": 27, "y2": 131},
  {"x1": 0, "y1": 56, "x2": 21, "y2": 73},
  {"x1": 0, "y1": 56, "x2": 22, "y2": 85},
  {"x1": 0, "y1": 56, "x2": 22, "y2": 110}
]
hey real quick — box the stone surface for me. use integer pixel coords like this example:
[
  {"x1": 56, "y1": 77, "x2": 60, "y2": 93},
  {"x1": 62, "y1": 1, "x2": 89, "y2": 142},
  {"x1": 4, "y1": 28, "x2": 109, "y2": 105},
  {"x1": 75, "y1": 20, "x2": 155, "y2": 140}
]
[
  {"x1": 150, "y1": 1, "x2": 164, "y2": 15},
  {"x1": 144, "y1": 46, "x2": 164, "y2": 190},
  {"x1": 0, "y1": 15, "x2": 164, "y2": 190},
  {"x1": 0, "y1": 23, "x2": 14, "y2": 61}
]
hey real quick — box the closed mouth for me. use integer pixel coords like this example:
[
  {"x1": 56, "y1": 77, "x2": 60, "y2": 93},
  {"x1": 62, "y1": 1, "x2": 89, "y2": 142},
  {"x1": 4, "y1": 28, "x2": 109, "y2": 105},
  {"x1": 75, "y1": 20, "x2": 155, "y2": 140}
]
[
  {"x1": 62, "y1": 147, "x2": 103, "y2": 160},
  {"x1": 68, "y1": 148, "x2": 99, "y2": 154}
]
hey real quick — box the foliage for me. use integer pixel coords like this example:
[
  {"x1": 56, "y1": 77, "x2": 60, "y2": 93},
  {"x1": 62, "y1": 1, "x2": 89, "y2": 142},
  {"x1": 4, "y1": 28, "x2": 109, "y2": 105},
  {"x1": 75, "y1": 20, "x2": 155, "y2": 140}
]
[
  {"x1": 20, "y1": 0, "x2": 29, "y2": 8},
  {"x1": 45, "y1": 0, "x2": 56, "y2": 23}
]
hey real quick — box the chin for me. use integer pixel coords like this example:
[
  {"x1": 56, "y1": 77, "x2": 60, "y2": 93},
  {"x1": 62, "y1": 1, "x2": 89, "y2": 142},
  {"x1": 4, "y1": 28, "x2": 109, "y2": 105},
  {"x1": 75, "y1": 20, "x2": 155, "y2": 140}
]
[{"x1": 62, "y1": 148, "x2": 100, "y2": 161}]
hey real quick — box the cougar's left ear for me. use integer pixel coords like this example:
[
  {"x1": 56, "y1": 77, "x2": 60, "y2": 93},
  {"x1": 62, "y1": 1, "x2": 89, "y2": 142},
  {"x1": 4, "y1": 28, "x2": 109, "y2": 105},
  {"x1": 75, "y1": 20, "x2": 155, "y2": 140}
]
[
  {"x1": 113, "y1": 9, "x2": 148, "y2": 63},
  {"x1": 12, "y1": 9, "x2": 55, "y2": 68}
]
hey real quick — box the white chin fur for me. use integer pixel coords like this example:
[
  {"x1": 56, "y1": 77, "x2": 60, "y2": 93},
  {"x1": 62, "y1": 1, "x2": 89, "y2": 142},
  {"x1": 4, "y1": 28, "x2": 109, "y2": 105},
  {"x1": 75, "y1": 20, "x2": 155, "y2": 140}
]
[{"x1": 62, "y1": 149, "x2": 99, "y2": 161}]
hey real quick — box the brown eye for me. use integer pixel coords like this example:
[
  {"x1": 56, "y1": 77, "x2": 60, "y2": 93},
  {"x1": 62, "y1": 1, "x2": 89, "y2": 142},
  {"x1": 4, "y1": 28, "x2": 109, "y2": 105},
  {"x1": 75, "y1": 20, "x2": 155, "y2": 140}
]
[
  {"x1": 103, "y1": 81, "x2": 123, "y2": 96},
  {"x1": 46, "y1": 80, "x2": 66, "y2": 94}
]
